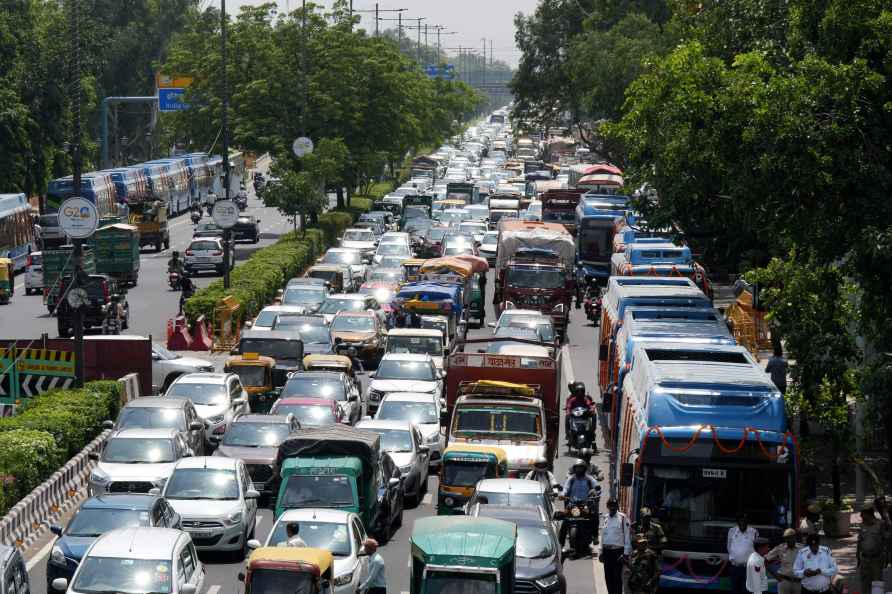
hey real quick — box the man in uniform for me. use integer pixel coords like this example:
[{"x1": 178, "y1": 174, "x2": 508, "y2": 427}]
[
  {"x1": 765, "y1": 528, "x2": 803, "y2": 594},
  {"x1": 633, "y1": 508, "x2": 667, "y2": 556},
  {"x1": 857, "y1": 503, "x2": 886, "y2": 593},
  {"x1": 728, "y1": 513, "x2": 759, "y2": 594},
  {"x1": 747, "y1": 538, "x2": 771, "y2": 594},
  {"x1": 799, "y1": 504, "x2": 821, "y2": 538},
  {"x1": 626, "y1": 534, "x2": 660, "y2": 594},
  {"x1": 600, "y1": 498, "x2": 632, "y2": 594},
  {"x1": 793, "y1": 533, "x2": 837, "y2": 594}
]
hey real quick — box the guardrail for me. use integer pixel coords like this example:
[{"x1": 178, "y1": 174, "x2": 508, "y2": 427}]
[{"x1": 0, "y1": 429, "x2": 111, "y2": 549}]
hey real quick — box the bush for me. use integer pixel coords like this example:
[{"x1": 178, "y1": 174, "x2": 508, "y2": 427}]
[
  {"x1": 0, "y1": 430, "x2": 63, "y2": 515},
  {"x1": 318, "y1": 211, "x2": 354, "y2": 244}
]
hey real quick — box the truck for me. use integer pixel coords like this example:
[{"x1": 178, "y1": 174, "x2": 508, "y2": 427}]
[
  {"x1": 540, "y1": 189, "x2": 584, "y2": 235},
  {"x1": 493, "y1": 221, "x2": 576, "y2": 338},
  {"x1": 445, "y1": 182, "x2": 475, "y2": 204},
  {"x1": 87, "y1": 224, "x2": 140, "y2": 286},
  {"x1": 42, "y1": 246, "x2": 96, "y2": 314},
  {"x1": 127, "y1": 201, "x2": 169, "y2": 251},
  {"x1": 444, "y1": 338, "x2": 561, "y2": 473}
]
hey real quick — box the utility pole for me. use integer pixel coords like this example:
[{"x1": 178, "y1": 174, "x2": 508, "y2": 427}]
[
  {"x1": 490, "y1": 39, "x2": 493, "y2": 66},
  {"x1": 221, "y1": 0, "x2": 231, "y2": 290},
  {"x1": 301, "y1": 0, "x2": 308, "y2": 136},
  {"x1": 482, "y1": 38, "x2": 487, "y2": 86},
  {"x1": 397, "y1": 12, "x2": 401, "y2": 52},
  {"x1": 68, "y1": 0, "x2": 85, "y2": 388},
  {"x1": 375, "y1": 3, "x2": 378, "y2": 36},
  {"x1": 437, "y1": 28, "x2": 441, "y2": 61},
  {"x1": 424, "y1": 24, "x2": 428, "y2": 64},
  {"x1": 416, "y1": 18, "x2": 422, "y2": 64}
]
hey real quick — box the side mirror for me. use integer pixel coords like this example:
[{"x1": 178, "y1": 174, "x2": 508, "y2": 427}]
[
  {"x1": 238, "y1": 573, "x2": 246, "y2": 583},
  {"x1": 149, "y1": 487, "x2": 162, "y2": 495},
  {"x1": 418, "y1": 445, "x2": 430, "y2": 454},
  {"x1": 102, "y1": 420, "x2": 114, "y2": 429},
  {"x1": 247, "y1": 539, "x2": 261, "y2": 550},
  {"x1": 246, "y1": 489, "x2": 260, "y2": 499},
  {"x1": 244, "y1": 321, "x2": 253, "y2": 329},
  {"x1": 49, "y1": 523, "x2": 63, "y2": 536},
  {"x1": 189, "y1": 421, "x2": 203, "y2": 431},
  {"x1": 51, "y1": 579, "x2": 69, "y2": 592},
  {"x1": 620, "y1": 462, "x2": 635, "y2": 487},
  {"x1": 388, "y1": 477, "x2": 400, "y2": 488},
  {"x1": 181, "y1": 584, "x2": 197, "y2": 594},
  {"x1": 439, "y1": 410, "x2": 450, "y2": 426},
  {"x1": 88, "y1": 452, "x2": 100, "y2": 461}
]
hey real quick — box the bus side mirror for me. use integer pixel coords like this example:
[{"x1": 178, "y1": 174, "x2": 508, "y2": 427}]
[
  {"x1": 620, "y1": 462, "x2": 634, "y2": 487},
  {"x1": 440, "y1": 409, "x2": 450, "y2": 426},
  {"x1": 599, "y1": 344, "x2": 608, "y2": 361}
]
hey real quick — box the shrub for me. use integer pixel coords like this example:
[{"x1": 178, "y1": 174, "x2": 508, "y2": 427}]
[
  {"x1": 318, "y1": 211, "x2": 354, "y2": 244},
  {"x1": 0, "y1": 429, "x2": 62, "y2": 515}
]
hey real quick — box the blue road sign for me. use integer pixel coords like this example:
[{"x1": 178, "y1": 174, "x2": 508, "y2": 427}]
[{"x1": 158, "y1": 88, "x2": 189, "y2": 112}]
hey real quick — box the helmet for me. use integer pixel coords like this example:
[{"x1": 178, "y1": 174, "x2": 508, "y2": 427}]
[
  {"x1": 572, "y1": 458, "x2": 587, "y2": 471},
  {"x1": 533, "y1": 457, "x2": 548, "y2": 469},
  {"x1": 172, "y1": 250, "x2": 180, "y2": 258},
  {"x1": 569, "y1": 381, "x2": 586, "y2": 396}
]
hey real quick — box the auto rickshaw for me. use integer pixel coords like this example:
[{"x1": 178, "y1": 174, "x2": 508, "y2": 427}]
[
  {"x1": 303, "y1": 353, "x2": 360, "y2": 394},
  {"x1": 223, "y1": 352, "x2": 278, "y2": 413},
  {"x1": 0, "y1": 258, "x2": 13, "y2": 304},
  {"x1": 239, "y1": 547, "x2": 334, "y2": 594},
  {"x1": 437, "y1": 445, "x2": 508, "y2": 516},
  {"x1": 305, "y1": 264, "x2": 346, "y2": 293},
  {"x1": 401, "y1": 258, "x2": 426, "y2": 283},
  {"x1": 410, "y1": 516, "x2": 516, "y2": 594}
]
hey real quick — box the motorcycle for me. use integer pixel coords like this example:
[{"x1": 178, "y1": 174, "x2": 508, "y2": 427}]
[
  {"x1": 168, "y1": 271, "x2": 181, "y2": 291},
  {"x1": 561, "y1": 486, "x2": 601, "y2": 558},
  {"x1": 235, "y1": 192, "x2": 248, "y2": 211},
  {"x1": 190, "y1": 211, "x2": 202, "y2": 225},
  {"x1": 568, "y1": 406, "x2": 596, "y2": 454},
  {"x1": 583, "y1": 284, "x2": 602, "y2": 323}
]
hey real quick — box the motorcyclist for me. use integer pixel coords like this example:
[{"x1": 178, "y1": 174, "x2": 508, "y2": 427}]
[
  {"x1": 178, "y1": 276, "x2": 195, "y2": 315},
  {"x1": 524, "y1": 457, "x2": 557, "y2": 490},
  {"x1": 566, "y1": 381, "x2": 597, "y2": 446},
  {"x1": 102, "y1": 294, "x2": 124, "y2": 335},
  {"x1": 559, "y1": 459, "x2": 601, "y2": 552},
  {"x1": 167, "y1": 251, "x2": 185, "y2": 277}
]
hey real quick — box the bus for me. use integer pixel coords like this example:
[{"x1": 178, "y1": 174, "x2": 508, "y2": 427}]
[
  {"x1": 103, "y1": 168, "x2": 151, "y2": 206},
  {"x1": 0, "y1": 193, "x2": 36, "y2": 271},
  {"x1": 141, "y1": 162, "x2": 172, "y2": 212},
  {"x1": 575, "y1": 198, "x2": 629, "y2": 286},
  {"x1": 183, "y1": 153, "x2": 212, "y2": 205},
  {"x1": 144, "y1": 159, "x2": 190, "y2": 215},
  {"x1": 46, "y1": 173, "x2": 117, "y2": 216}
]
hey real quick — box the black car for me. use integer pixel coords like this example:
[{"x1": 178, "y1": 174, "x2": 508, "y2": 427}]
[
  {"x1": 272, "y1": 316, "x2": 334, "y2": 355},
  {"x1": 232, "y1": 215, "x2": 261, "y2": 243},
  {"x1": 236, "y1": 330, "x2": 305, "y2": 387},
  {"x1": 470, "y1": 504, "x2": 566, "y2": 594},
  {"x1": 373, "y1": 452, "x2": 405, "y2": 544},
  {"x1": 56, "y1": 275, "x2": 129, "y2": 337}
]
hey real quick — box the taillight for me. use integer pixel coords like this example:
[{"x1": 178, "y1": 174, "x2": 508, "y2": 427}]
[
  {"x1": 212, "y1": 251, "x2": 223, "y2": 256},
  {"x1": 26, "y1": 255, "x2": 32, "y2": 267},
  {"x1": 185, "y1": 250, "x2": 194, "y2": 256}
]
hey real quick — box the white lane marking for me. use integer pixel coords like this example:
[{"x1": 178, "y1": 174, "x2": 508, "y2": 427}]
[
  {"x1": 407, "y1": 557, "x2": 412, "y2": 568},
  {"x1": 14, "y1": 280, "x2": 24, "y2": 290},
  {"x1": 255, "y1": 515, "x2": 262, "y2": 527},
  {"x1": 206, "y1": 585, "x2": 221, "y2": 594},
  {"x1": 26, "y1": 539, "x2": 55, "y2": 571},
  {"x1": 422, "y1": 493, "x2": 432, "y2": 506},
  {"x1": 593, "y1": 553, "x2": 608, "y2": 594},
  {"x1": 561, "y1": 344, "x2": 574, "y2": 384}
]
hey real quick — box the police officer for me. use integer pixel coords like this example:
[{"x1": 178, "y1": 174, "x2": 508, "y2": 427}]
[
  {"x1": 633, "y1": 508, "x2": 667, "y2": 555},
  {"x1": 857, "y1": 503, "x2": 886, "y2": 592},
  {"x1": 793, "y1": 534, "x2": 838, "y2": 594},
  {"x1": 626, "y1": 534, "x2": 660, "y2": 594}
]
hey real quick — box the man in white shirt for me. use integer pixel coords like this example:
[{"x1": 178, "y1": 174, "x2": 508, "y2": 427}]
[
  {"x1": 600, "y1": 498, "x2": 632, "y2": 594},
  {"x1": 280, "y1": 522, "x2": 307, "y2": 547},
  {"x1": 728, "y1": 513, "x2": 759, "y2": 594},
  {"x1": 793, "y1": 534, "x2": 838, "y2": 594},
  {"x1": 746, "y1": 538, "x2": 771, "y2": 594}
]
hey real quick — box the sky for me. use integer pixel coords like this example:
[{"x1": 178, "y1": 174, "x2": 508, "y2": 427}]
[{"x1": 223, "y1": 0, "x2": 540, "y2": 66}]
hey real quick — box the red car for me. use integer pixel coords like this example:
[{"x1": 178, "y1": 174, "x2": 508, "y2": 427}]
[{"x1": 269, "y1": 397, "x2": 343, "y2": 427}]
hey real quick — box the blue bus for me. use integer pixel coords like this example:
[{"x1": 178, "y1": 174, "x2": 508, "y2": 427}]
[
  {"x1": 0, "y1": 193, "x2": 35, "y2": 271},
  {"x1": 141, "y1": 162, "x2": 172, "y2": 212},
  {"x1": 575, "y1": 198, "x2": 629, "y2": 286},
  {"x1": 183, "y1": 153, "x2": 212, "y2": 205},
  {"x1": 103, "y1": 167, "x2": 151, "y2": 205},
  {"x1": 616, "y1": 341, "x2": 796, "y2": 591},
  {"x1": 46, "y1": 173, "x2": 117, "y2": 216}
]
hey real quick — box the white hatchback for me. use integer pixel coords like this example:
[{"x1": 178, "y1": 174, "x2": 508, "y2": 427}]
[{"x1": 184, "y1": 237, "x2": 234, "y2": 276}]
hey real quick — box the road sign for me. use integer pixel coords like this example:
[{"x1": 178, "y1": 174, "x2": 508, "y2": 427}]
[
  {"x1": 292, "y1": 137, "x2": 314, "y2": 157},
  {"x1": 156, "y1": 74, "x2": 194, "y2": 89},
  {"x1": 424, "y1": 64, "x2": 455, "y2": 80},
  {"x1": 0, "y1": 347, "x2": 76, "y2": 406},
  {"x1": 58, "y1": 197, "x2": 99, "y2": 239},
  {"x1": 212, "y1": 200, "x2": 239, "y2": 228},
  {"x1": 158, "y1": 88, "x2": 189, "y2": 112}
]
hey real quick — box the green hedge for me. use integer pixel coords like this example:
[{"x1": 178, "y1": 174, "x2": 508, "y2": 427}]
[
  {"x1": 0, "y1": 430, "x2": 63, "y2": 514},
  {"x1": 318, "y1": 212, "x2": 355, "y2": 245}
]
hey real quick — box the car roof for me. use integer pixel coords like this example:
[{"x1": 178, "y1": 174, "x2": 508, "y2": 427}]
[
  {"x1": 476, "y1": 478, "x2": 545, "y2": 494},
  {"x1": 287, "y1": 371, "x2": 343, "y2": 380},
  {"x1": 111, "y1": 428, "x2": 179, "y2": 439},
  {"x1": 87, "y1": 528, "x2": 184, "y2": 559},
  {"x1": 499, "y1": 309, "x2": 547, "y2": 318},
  {"x1": 472, "y1": 504, "x2": 548, "y2": 524},
  {"x1": 326, "y1": 293, "x2": 369, "y2": 300},
  {"x1": 233, "y1": 414, "x2": 292, "y2": 424},
  {"x1": 277, "y1": 397, "x2": 336, "y2": 405},
  {"x1": 123, "y1": 397, "x2": 187, "y2": 409},
  {"x1": 356, "y1": 419, "x2": 415, "y2": 431},
  {"x1": 82, "y1": 494, "x2": 160, "y2": 510},
  {"x1": 387, "y1": 328, "x2": 441, "y2": 337},
  {"x1": 345, "y1": 228, "x2": 375, "y2": 233},
  {"x1": 172, "y1": 456, "x2": 238, "y2": 470},
  {"x1": 276, "y1": 509, "x2": 354, "y2": 523},
  {"x1": 174, "y1": 372, "x2": 228, "y2": 384},
  {"x1": 380, "y1": 392, "x2": 438, "y2": 403},
  {"x1": 332, "y1": 310, "x2": 375, "y2": 318},
  {"x1": 380, "y1": 353, "x2": 433, "y2": 362}
]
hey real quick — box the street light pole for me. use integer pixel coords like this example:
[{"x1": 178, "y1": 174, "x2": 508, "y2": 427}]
[
  {"x1": 221, "y1": 0, "x2": 231, "y2": 290},
  {"x1": 375, "y1": 3, "x2": 378, "y2": 36},
  {"x1": 69, "y1": 0, "x2": 85, "y2": 388},
  {"x1": 416, "y1": 17, "x2": 422, "y2": 64},
  {"x1": 397, "y1": 12, "x2": 401, "y2": 52}
]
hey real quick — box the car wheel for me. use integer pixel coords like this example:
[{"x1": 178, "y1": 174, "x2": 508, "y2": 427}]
[
  {"x1": 155, "y1": 239, "x2": 162, "y2": 252},
  {"x1": 164, "y1": 237, "x2": 170, "y2": 250}
]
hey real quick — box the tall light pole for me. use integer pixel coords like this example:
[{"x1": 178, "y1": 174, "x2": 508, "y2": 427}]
[
  {"x1": 221, "y1": 0, "x2": 232, "y2": 289},
  {"x1": 68, "y1": 0, "x2": 85, "y2": 387},
  {"x1": 416, "y1": 17, "x2": 424, "y2": 64}
]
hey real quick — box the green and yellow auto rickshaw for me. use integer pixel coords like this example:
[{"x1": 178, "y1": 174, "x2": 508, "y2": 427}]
[
  {"x1": 239, "y1": 547, "x2": 334, "y2": 594},
  {"x1": 223, "y1": 352, "x2": 279, "y2": 413},
  {"x1": 0, "y1": 258, "x2": 13, "y2": 304},
  {"x1": 437, "y1": 445, "x2": 508, "y2": 516},
  {"x1": 410, "y1": 516, "x2": 517, "y2": 594}
]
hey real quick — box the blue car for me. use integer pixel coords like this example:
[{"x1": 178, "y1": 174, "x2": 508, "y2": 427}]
[{"x1": 46, "y1": 493, "x2": 181, "y2": 591}]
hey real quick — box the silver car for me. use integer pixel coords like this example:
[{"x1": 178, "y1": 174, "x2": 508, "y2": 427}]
[
  {"x1": 151, "y1": 343, "x2": 214, "y2": 393},
  {"x1": 163, "y1": 373, "x2": 250, "y2": 446},
  {"x1": 366, "y1": 353, "x2": 443, "y2": 416},
  {"x1": 356, "y1": 419, "x2": 430, "y2": 506},
  {"x1": 374, "y1": 392, "x2": 445, "y2": 467},
  {"x1": 88, "y1": 428, "x2": 191, "y2": 495}
]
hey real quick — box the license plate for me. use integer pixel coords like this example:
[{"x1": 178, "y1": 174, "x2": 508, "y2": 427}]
[
  {"x1": 196, "y1": 257, "x2": 212, "y2": 262},
  {"x1": 187, "y1": 529, "x2": 213, "y2": 538},
  {"x1": 252, "y1": 482, "x2": 265, "y2": 490}
]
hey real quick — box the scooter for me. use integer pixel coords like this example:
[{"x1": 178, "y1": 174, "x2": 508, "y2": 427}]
[
  {"x1": 561, "y1": 486, "x2": 601, "y2": 558},
  {"x1": 568, "y1": 406, "x2": 596, "y2": 454},
  {"x1": 190, "y1": 211, "x2": 202, "y2": 225}
]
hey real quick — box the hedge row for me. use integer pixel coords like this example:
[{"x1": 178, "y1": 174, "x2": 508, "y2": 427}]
[{"x1": 0, "y1": 381, "x2": 121, "y2": 515}]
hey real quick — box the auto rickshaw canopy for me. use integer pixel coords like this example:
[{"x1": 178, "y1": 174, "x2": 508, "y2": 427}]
[
  {"x1": 302, "y1": 354, "x2": 353, "y2": 373},
  {"x1": 225, "y1": 352, "x2": 276, "y2": 368},
  {"x1": 420, "y1": 257, "x2": 474, "y2": 278},
  {"x1": 442, "y1": 444, "x2": 508, "y2": 465},
  {"x1": 247, "y1": 546, "x2": 333, "y2": 577},
  {"x1": 411, "y1": 516, "x2": 516, "y2": 568},
  {"x1": 458, "y1": 380, "x2": 538, "y2": 397}
]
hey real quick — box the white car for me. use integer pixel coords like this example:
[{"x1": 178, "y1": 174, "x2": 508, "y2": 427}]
[
  {"x1": 320, "y1": 248, "x2": 367, "y2": 284},
  {"x1": 184, "y1": 237, "x2": 234, "y2": 276},
  {"x1": 51, "y1": 527, "x2": 205, "y2": 594},
  {"x1": 374, "y1": 392, "x2": 445, "y2": 466},
  {"x1": 163, "y1": 373, "x2": 249, "y2": 444},
  {"x1": 366, "y1": 353, "x2": 443, "y2": 415},
  {"x1": 478, "y1": 231, "x2": 499, "y2": 263},
  {"x1": 258, "y1": 509, "x2": 370, "y2": 594},
  {"x1": 489, "y1": 309, "x2": 557, "y2": 343},
  {"x1": 373, "y1": 242, "x2": 412, "y2": 265},
  {"x1": 160, "y1": 457, "x2": 259, "y2": 556},
  {"x1": 247, "y1": 304, "x2": 311, "y2": 331},
  {"x1": 466, "y1": 478, "x2": 556, "y2": 523},
  {"x1": 340, "y1": 228, "x2": 377, "y2": 259},
  {"x1": 355, "y1": 419, "x2": 430, "y2": 505},
  {"x1": 151, "y1": 343, "x2": 215, "y2": 394},
  {"x1": 24, "y1": 251, "x2": 43, "y2": 295},
  {"x1": 378, "y1": 232, "x2": 411, "y2": 247},
  {"x1": 458, "y1": 221, "x2": 487, "y2": 243},
  {"x1": 88, "y1": 428, "x2": 190, "y2": 495},
  {"x1": 385, "y1": 328, "x2": 447, "y2": 370}
]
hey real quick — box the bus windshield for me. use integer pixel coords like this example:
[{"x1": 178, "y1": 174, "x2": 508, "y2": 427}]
[{"x1": 578, "y1": 225, "x2": 613, "y2": 262}]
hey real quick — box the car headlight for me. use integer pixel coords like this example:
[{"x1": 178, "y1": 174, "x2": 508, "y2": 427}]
[
  {"x1": 425, "y1": 432, "x2": 439, "y2": 444},
  {"x1": 226, "y1": 511, "x2": 243, "y2": 526},
  {"x1": 90, "y1": 471, "x2": 109, "y2": 484},
  {"x1": 51, "y1": 546, "x2": 66, "y2": 565},
  {"x1": 153, "y1": 477, "x2": 168, "y2": 488},
  {"x1": 571, "y1": 507, "x2": 581, "y2": 518},
  {"x1": 536, "y1": 574, "x2": 560, "y2": 589},
  {"x1": 333, "y1": 573, "x2": 353, "y2": 587},
  {"x1": 399, "y1": 464, "x2": 413, "y2": 474},
  {"x1": 552, "y1": 303, "x2": 565, "y2": 313},
  {"x1": 444, "y1": 496, "x2": 454, "y2": 506},
  {"x1": 368, "y1": 390, "x2": 383, "y2": 401}
]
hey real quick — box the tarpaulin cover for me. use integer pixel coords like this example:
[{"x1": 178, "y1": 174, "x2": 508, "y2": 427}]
[
  {"x1": 452, "y1": 254, "x2": 489, "y2": 273},
  {"x1": 419, "y1": 257, "x2": 474, "y2": 277},
  {"x1": 496, "y1": 221, "x2": 575, "y2": 270},
  {"x1": 276, "y1": 424, "x2": 380, "y2": 470}
]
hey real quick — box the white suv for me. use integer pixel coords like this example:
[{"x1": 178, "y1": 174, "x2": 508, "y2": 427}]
[
  {"x1": 184, "y1": 237, "x2": 234, "y2": 276},
  {"x1": 163, "y1": 373, "x2": 249, "y2": 445}
]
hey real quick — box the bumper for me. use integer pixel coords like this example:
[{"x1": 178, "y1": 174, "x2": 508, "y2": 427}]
[
  {"x1": 183, "y1": 521, "x2": 245, "y2": 551},
  {"x1": 185, "y1": 260, "x2": 224, "y2": 270},
  {"x1": 46, "y1": 559, "x2": 77, "y2": 590}
]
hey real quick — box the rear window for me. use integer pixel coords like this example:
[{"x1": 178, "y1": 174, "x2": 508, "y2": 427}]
[
  {"x1": 190, "y1": 240, "x2": 220, "y2": 251},
  {"x1": 39, "y1": 214, "x2": 59, "y2": 227}
]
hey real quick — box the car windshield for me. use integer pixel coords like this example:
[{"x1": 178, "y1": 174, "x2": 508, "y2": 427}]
[
  {"x1": 475, "y1": 491, "x2": 545, "y2": 509},
  {"x1": 442, "y1": 461, "x2": 490, "y2": 487},
  {"x1": 322, "y1": 251, "x2": 360, "y2": 265},
  {"x1": 222, "y1": 423, "x2": 291, "y2": 447},
  {"x1": 343, "y1": 230, "x2": 374, "y2": 242},
  {"x1": 118, "y1": 407, "x2": 185, "y2": 431},
  {"x1": 166, "y1": 382, "x2": 228, "y2": 406},
  {"x1": 190, "y1": 240, "x2": 219, "y2": 251},
  {"x1": 376, "y1": 359, "x2": 435, "y2": 380},
  {"x1": 268, "y1": 520, "x2": 351, "y2": 556},
  {"x1": 272, "y1": 321, "x2": 330, "y2": 344},
  {"x1": 481, "y1": 232, "x2": 499, "y2": 246},
  {"x1": 377, "y1": 244, "x2": 410, "y2": 256},
  {"x1": 66, "y1": 508, "x2": 149, "y2": 537},
  {"x1": 282, "y1": 377, "x2": 346, "y2": 401},
  {"x1": 506, "y1": 321, "x2": 555, "y2": 342},
  {"x1": 453, "y1": 408, "x2": 542, "y2": 438},
  {"x1": 365, "y1": 428, "x2": 413, "y2": 453},
  {"x1": 318, "y1": 298, "x2": 365, "y2": 314},
  {"x1": 253, "y1": 310, "x2": 280, "y2": 328},
  {"x1": 506, "y1": 268, "x2": 565, "y2": 289},
  {"x1": 230, "y1": 365, "x2": 267, "y2": 387},
  {"x1": 516, "y1": 525, "x2": 555, "y2": 559},
  {"x1": 101, "y1": 438, "x2": 176, "y2": 463},
  {"x1": 281, "y1": 475, "x2": 354, "y2": 508},
  {"x1": 423, "y1": 572, "x2": 496, "y2": 594},
  {"x1": 273, "y1": 403, "x2": 337, "y2": 426},
  {"x1": 387, "y1": 335, "x2": 441, "y2": 356},
  {"x1": 578, "y1": 226, "x2": 612, "y2": 261},
  {"x1": 368, "y1": 269, "x2": 402, "y2": 283},
  {"x1": 543, "y1": 210, "x2": 576, "y2": 223},
  {"x1": 332, "y1": 315, "x2": 375, "y2": 332},
  {"x1": 459, "y1": 224, "x2": 485, "y2": 234},
  {"x1": 443, "y1": 244, "x2": 473, "y2": 256},
  {"x1": 73, "y1": 557, "x2": 173, "y2": 594},
  {"x1": 377, "y1": 257, "x2": 405, "y2": 269},
  {"x1": 492, "y1": 327, "x2": 540, "y2": 342},
  {"x1": 377, "y1": 401, "x2": 438, "y2": 424},
  {"x1": 282, "y1": 288, "x2": 326, "y2": 306},
  {"x1": 165, "y1": 468, "x2": 239, "y2": 500},
  {"x1": 152, "y1": 344, "x2": 179, "y2": 361},
  {"x1": 238, "y1": 339, "x2": 302, "y2": 360},
  {"x1": 40, "y1": 214, "x2": 59, "y2": 227},
  {"x1": 426, "y1": 228, "x2": 447, "y2": 241}
]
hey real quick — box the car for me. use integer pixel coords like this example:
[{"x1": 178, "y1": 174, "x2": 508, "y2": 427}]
[
  {"x1": 270, "y1": 397, "x2": 343, "y2": 427},
  {"x1": 212, "y1": 414, "x2": 300, "y2": 496},
  {"x1": 107, "y1": 396, "x2": 207, "y2": 456},
  {"x1": 163, "y1": 373, "x2": 250, "y2": 445},
  {"x1": 281, "y1": 282, "x2": 329, "y2": 312},
  {"x1": 458, "y1": 221, "x2": 488, "y2": 243},
  {"x1": 385, "y1": 328, "x2": 447, "y2": 370},
  {"x1": 272, "y1": 317, "x2": 334, "y2": 355},
  {"x1": 365, "y1": 267, "x2": 404, "y2": 284},
  {"x1": 356, "y1": 420, "x2": 430, "y2": 505},
  {"x1": 487, "y1": 326, "x2": 544, "y2": 353},
  {"x1": 183, "y1": 237, "x2": 234, "y2": 276},
  {"x1": 247, "y1": 304, "x2": 310, "y2": 331},
  {"x1": 280, "y1": 371, "x2": 361, "y2": 425},
  {"x1": 352, "y1": 220, "x2": 386, "y2": 237},
  {"x1": 24, "y1": 251, "x2": 43, "y2": 295},
  {"x1": 378, "y1": 232, "x2": 412, "y2": 247},
  {"x1": 373, "y1": 392, "x2": 445, "y2": 466},
  {"x1": 340, "y1": 228, "x2": 377, "y2": 259},
  {"x1": 260, "y1": 509, "x2": 370, "y2": 594},
  {"x1": 490, "y1": 309, "x2": 557, "y2": 343},
  {"x1": 55, "y1": 275, "x2": 129, "y2": 336},
  {"x1": 88, "y1": 428, "x2": 191, "y2": 495},
  {"x1": 317, "y1": 293, "x2": 381, "y2": 324},
  {"x1": 151, "y1": 343, "x2": 215, "y2": 393},
  {"x1": 160, "y1": 456, "x2": 259, "y2": 556},
  {"x1": 232, "y1": 215, "x2": 260, "y2": 243},
  {"x1": 468, "y1": 504, "x2": 566, "y2": 594},
  {"x1": 330, "y1": 310, "x2": 387, "y2": 366},
  {"x1": 467, "y1": 478, "x2": 556, "y2": 519},
  {"x1": 366, "y1": 353, "x2": 443, "y2": 416},
  {"x1": 193, "y1": 221, "x2": 224, "y2": 238},
  {"x1": 421, "y1": 227, "x2": 449, "y2": 257},
  {"x1": 374, "y1": 255, "x2": 408, "y2": 269},
  {"x1": 372, "y1": 242, "x2": 412, "y2": 265},
  {"x1": 46, "y1": 494, "x2": 182, "y2": 591},
  {"x1": 50, "y1": 527, "x2": 204, "y2": 594},
  {"x1": 319, "y1": 248, "x2": 367, "y2": 284},
  {"x1": 37, "y1": 213, "x2": 66, "y2": 247}
]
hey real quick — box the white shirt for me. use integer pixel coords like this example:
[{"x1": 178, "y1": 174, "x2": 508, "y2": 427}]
[
  {"x1": 728, "y1": 526, "x2": 758, "y2": 565},
  {"x1": 600, "y1": 511, "x2": 632, "y2": 555},
  {"x1": 746, "y1": 551, "x2": 768, "y2": 594},
  {"x1": 279, "y1": 535, "x2": 307, "y2": 547},
  {"x1": 793, "y1": 545, "x2": 837, "y2": 592}
]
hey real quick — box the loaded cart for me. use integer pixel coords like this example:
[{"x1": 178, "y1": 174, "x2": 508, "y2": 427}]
[{"x1": 87, "y1": 223, "x2": 140, "y2": 286}]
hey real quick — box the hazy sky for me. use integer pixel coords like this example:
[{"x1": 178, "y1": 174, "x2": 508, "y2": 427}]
[{"x1": 224, "y1": 0, "x2": 540, "y2": 66}]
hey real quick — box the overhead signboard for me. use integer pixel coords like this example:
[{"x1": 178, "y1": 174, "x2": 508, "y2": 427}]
[
  {"x1": 159, "y1": 88, "x2": 189, "y2": 112},
  {"x1": 425, "y1": 64, "x2": 455, "y2": 80},
  {"x1": 156, "y1": 74, "x2": 194, "y2": 89}
]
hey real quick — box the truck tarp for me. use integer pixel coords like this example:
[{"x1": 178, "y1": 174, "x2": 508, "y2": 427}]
[
  {"x1": 276, "y1": 425, "x2": 381, "y2": 471},
  {"x1": 495, "y1": 221, "x2": 575, "y2": 271}
]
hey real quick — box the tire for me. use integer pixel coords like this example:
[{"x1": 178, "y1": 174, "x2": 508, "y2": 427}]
[
  {"x1": 57, "y1": 318, "x2": 69, "y2": 337},
  {"x1": 155, "y1": 239, "x2": 162, "y2": 252},
  {"x1": 164, "y1": 236, "x2": 170, "y2": 250}
]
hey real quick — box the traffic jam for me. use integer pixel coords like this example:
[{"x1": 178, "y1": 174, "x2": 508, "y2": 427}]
[{"x1": 8, "y1": 107, "x2": 796, "y2": 594}]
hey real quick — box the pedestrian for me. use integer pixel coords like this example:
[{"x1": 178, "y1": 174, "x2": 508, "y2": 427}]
[
  {"x1": 793, "y1": 533, "x2": 837, "y2": 594},
  {"x1": 600, "y1": 498, "x2": 632, "y2": 594},
  {"x1": 626, "y1": 534, "x2": 660, "y2": 594},
  {"x1": 632, "y1": 508, "x2": 667, "y2": 556},
  {"x1": 873, "y1": 495, "x2": 892, "y2": 567},
  {"x1": 765, "y1": 342, "x2": 788, "y2": 394},
  {"x1": 359, "y1": 538, "x2": 386, "y2": 594},
  {"x1": 281, "y1": 522, "x2": 306, "y2": 547},
  {"x1": 857, "y1": 503, "x2": 886, "y2": 592},
  {"x1": 765, "y1": 528, "x2": 804, "y2": 594},
  {"x1": 747, "y1": 538, "x2": 772, "y2": 594},
  {"x1": 799, "y1": 504, "x2": 821, "y2": 538},
  {"x1": 728, "y1": 513, "x2": 759, "y2": 594}
]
